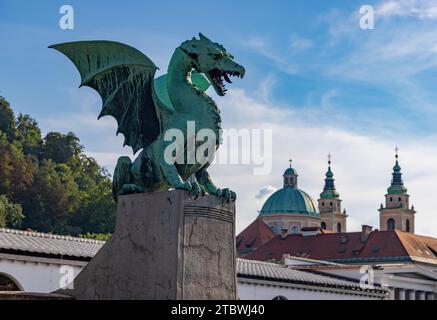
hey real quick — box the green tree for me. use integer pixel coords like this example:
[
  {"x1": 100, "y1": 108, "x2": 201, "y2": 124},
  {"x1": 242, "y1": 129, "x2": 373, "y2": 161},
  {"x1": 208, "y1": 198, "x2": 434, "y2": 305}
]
[
  {"x1": 79, "y1": 233, "x2": 112, "y2": 241},
  {"x1": 0, "y1": 96, "x2": 116, "y2": 236},
  {"x1": 40, "y1": 132, "x2": 83, "y2": 164},
  {"x1": 0, "y1": 132, "x2": 35, "y2": 202},
  {"x1": 69, "y1": 175, "x2": 116, "y2": 235},
  {"x1": 0, "y1": 195, "x2": 24, "y2": 229},
  {"x1": 22, "y1": 160, "x2": 81, "y2": 234},
  {"x1": 0, "y1": 96, "x2": 15, "y2": 141},
  {"x1": 15, "y1": 113, "x2": 42, "y2": 158}
]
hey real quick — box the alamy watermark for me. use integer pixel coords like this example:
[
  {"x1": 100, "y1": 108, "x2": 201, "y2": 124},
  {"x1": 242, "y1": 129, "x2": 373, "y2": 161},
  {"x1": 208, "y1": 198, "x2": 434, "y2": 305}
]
[
  {"x1": 360, "y1": 5, "x2": 375, "y2": 30},
  {"x1": 359, "y1": 265, "x2": 375, "y2": 290},
  {"x1": 59, "y1": 5, "x2": 74, "y2": 30},
  {"x1": 59, "y1": 265, "x2": 75, "y2": 290},
  {"x1": 164, "y1": 122, "x2": 273, "y2": 176}
]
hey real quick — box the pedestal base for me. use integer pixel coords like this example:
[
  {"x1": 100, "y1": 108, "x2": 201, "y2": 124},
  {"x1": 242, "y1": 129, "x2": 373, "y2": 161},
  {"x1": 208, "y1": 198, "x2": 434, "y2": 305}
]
[{"x1": 60, "y1": 190, "x2": 237, "y2": 300}]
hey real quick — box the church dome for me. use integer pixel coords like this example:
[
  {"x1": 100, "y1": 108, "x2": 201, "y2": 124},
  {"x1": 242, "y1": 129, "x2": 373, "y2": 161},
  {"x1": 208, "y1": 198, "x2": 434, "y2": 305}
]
[
  {"x1": 260, "y1": 161, "x2": 320, "y2": 217},
  {"x1": 260, "y1": 188, "x2": 320, "y2": 216}
]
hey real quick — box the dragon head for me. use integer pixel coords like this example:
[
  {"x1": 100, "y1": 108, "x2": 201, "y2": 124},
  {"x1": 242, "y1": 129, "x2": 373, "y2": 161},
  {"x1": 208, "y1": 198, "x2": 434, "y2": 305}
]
[{"x1": 181, "y1": 33, "x2": 245, "y2": 96}]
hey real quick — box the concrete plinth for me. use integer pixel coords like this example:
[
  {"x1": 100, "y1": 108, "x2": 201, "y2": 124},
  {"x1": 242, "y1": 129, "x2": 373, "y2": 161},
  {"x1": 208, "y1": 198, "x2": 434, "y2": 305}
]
[{"x1": 60, "y1": 190, "x2": 237, "y2": 300}]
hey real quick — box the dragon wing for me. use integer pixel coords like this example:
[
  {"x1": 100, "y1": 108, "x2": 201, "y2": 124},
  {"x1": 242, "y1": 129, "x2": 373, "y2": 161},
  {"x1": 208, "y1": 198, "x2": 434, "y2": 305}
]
[{"x1": 50, "y1": 40, "x2": 160, "y2": 154}]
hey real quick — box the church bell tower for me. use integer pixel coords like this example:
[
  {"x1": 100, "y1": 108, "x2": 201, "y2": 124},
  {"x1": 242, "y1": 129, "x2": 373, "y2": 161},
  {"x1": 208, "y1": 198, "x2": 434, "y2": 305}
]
[
  {"x1": 318, "y1": 154, "x2": 348, "y2": 233},
  {"x1": 379, "y1": 148, "x2": 416, "y2": 233}
]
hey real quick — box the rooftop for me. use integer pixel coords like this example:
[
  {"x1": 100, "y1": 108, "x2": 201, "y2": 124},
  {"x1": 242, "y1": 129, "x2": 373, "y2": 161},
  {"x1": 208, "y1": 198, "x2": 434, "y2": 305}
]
[
  {"x1": 237, "y1": 258, "x2": 387, "y2": 295},
  {"x1": 236, "y1": 218, "x2": 276, "y2": 256},
  {"x1": 242, "y1": 229, "x2": 437, "y2": 266},
  {"x1": 0, "y1": 228, "x2": 104, "y2": 261}
]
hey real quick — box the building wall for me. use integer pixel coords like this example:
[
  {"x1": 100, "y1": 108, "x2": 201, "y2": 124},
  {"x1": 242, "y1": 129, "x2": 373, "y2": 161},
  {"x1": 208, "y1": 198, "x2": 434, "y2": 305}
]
[
  {"x1": 315, "y1": 263, "x2": 437, "y2": 300},
  {"x1": 0, "y1": 254, "x2": 85, "y2": 293},
  {"x1": 320, "y1": 212, "x2": 347, "y2": 233},
  {"x1": 379, "y1": 209, "x2": 415, "y2": 233},
  {"x1": 261, "y1": 214, "x2": 321, "y2": 235},
  {"x1": 238, "y1": 279, "x2": 384, "y2": 300}
]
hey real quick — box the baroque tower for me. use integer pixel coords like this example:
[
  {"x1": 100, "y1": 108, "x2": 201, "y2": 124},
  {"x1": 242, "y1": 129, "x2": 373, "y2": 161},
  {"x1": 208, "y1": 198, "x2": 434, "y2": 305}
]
[
  {"x1": 379, "y1": 148, "x2": 416, "y2": 233},
  {"x1": 318, "y1": 155, "x2": 348, "y2": 233}
]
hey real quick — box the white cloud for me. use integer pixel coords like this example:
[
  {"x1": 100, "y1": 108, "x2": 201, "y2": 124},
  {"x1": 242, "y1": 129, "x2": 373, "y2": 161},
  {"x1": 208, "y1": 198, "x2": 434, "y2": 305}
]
[
  {"x1": 316, "y1": 1, "x2": 437, "y2": 120},
  {"x1": 255, "y1": 185, "x2": 277, "y2": 201},
  {"x1": 289, "y1": 34, "x2": 314, "y2": 51},
  {"x1": 377, "y1": 0, "x2": 437, "y2": 19},
  {"x1": 206, "y1": 88, "x2": 437, "y2": 237}
]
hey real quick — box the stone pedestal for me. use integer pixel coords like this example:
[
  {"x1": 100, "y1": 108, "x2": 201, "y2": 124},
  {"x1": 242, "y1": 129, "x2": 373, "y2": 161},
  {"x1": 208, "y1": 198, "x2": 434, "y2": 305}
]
[{"x1": 60, "y1": 190, "x2": 237, "y2": 300}]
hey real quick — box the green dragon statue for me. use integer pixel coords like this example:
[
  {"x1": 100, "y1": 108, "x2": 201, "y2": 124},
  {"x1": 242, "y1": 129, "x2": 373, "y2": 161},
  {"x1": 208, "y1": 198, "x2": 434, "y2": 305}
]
[{"x1": 50, "y1": 33, "x2": 245, "y2": 202}]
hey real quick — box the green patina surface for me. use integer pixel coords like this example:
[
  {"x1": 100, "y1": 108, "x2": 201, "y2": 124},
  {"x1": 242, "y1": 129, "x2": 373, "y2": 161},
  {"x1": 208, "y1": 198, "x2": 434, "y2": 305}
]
[
  {"x1": 50, "y1": 34, "x2": 245, "y2": 201},
  {"x1": 387, "y1": 160, "x2": 407, "y2": 195},
  {"x1": 260, "y1": 188, "x2": 320, "y2": 217},
  {"x1": 320, "y1": 166, "x2": 339, "y2": 199}
]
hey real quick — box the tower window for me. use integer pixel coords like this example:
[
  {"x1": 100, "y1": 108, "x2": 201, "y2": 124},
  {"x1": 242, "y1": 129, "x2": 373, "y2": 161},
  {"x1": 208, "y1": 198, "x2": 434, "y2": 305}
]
[
  {"x1": 398, "y1": 197, "x2": 401, "y2": 202},
  {"x1": 390, "y1": 197, "x2": 393, "y2": 202},
  {"x1": 337, "y1": 223, "x2": 342, "y2": 233},
  {"x1": 290, "y1": 226, "x2": 299, "y2": 234},
  {"x1": 322, "y1": 202, "x2": 325, "y2": 206},
  {"x1": 387, "y1": 218, "x2": 395, "y2": 231},
  {"x1": 321, "y1": 222, "x2": 327, "y2": 230},
  {"x1": 330, "y1": 202, "x2": 333, "y2": 206},
  {"x1": 406, "y1": 219, "x2": 410, "y2": 232}
]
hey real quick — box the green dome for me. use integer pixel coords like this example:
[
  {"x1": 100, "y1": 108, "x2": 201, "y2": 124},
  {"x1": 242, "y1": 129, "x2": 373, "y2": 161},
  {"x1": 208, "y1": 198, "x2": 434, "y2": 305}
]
[
  {"x1": 260, "y1": 188, "x2": 320, "y2": 216},
  {"x1": 388, "y1": 184, "x2": 407, "y2": 195},
  {"x1": 284, "y1": 167, "x2": 297, "y2": 176}
]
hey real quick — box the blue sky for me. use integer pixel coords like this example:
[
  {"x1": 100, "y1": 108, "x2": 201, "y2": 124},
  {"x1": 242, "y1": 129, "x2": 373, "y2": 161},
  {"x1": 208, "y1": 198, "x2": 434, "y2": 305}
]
[{"x1": 2, "y1": 0, "x2": 437, "y2": 235}]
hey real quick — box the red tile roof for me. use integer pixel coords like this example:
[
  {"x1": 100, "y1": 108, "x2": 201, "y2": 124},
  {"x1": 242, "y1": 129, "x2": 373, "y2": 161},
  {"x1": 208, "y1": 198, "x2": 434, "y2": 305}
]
[
  {"x1": 396, "y1": 231, "x2": 437, "y2": 263},
  {"x1": 243, "y1": 228, "x2": 437, "y2": 265},
  {"x1": 236, "y1": 218, "x2": 276, "y2": 256}
]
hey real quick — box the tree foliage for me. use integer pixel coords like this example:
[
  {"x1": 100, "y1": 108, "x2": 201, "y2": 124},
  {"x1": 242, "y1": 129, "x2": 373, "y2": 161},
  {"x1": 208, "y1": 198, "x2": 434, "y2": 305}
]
[
  {"x1": 0, "y1": 96, "x2": 116, "y2": 235},
  {"x1": 0, "y1": 97, "x2": 15, "y2": 141},
  {"x1": 0, "y1": 195, "x2": 24, "y2": 229}
]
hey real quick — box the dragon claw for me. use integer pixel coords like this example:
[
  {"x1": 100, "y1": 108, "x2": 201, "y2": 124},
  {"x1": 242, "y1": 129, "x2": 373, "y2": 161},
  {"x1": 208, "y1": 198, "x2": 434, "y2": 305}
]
[
  {"x1": 190, "y1": 181, "x2": 205, "y2": 199},
  {"x1": 119, "y1": 184, "x2": 144, "y2": 195},
  {"x1": 218, "y1": 188, "x2": 237, "y2": 203}
]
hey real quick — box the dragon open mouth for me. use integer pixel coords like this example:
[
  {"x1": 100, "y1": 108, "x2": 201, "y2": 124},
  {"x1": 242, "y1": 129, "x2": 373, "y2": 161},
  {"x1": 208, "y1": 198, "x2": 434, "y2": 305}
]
[{"x1": 208, "y1": 68, "x2": 243, "y2": 96}]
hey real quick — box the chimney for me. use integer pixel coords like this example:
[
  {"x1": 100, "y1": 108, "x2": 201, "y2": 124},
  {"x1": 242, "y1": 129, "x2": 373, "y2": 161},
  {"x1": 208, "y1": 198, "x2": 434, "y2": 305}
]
[{"x1": 361, "y1": 225, "x2": 373, "y2": 242}]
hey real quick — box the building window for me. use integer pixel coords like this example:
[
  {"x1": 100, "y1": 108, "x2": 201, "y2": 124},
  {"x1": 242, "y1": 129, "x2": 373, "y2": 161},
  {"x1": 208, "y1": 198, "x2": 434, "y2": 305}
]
[
  {"x1": 0, "y1": 274, "x2": 21, "y2": 291},
  {"x1": 272, "y1": 295, "x2": 288, "y2": 300},
  {"x1": 398, "y1": 197, "x2": 401, "y2": 202},
  {"x1": 321, "y1": 222, "x2": 327, "y2": 230},
  {"x1": 290, "y1": 226, "x2": 299, "y2": 234},
  {"x1": 406, "y1": 219, "x2": 410, "y2": 232},
  {"x1": 270, "y1": 225, "x2": 277, "y2": 234},
  {"x1": 390, "y1": 197, "x2": 393, "y2": 202},
  {"x1": 387, "y1": 218, "x2": 395, "y2": 231},
  {"x1": 330, "y1": 202, "x2": 333, "y2": 206},
  {"x1": 322, "y1": 202, "x2": 325, "y2": 206},
  {"x1": 337, "y1": 223, "x2": 342, "y2": 233}
]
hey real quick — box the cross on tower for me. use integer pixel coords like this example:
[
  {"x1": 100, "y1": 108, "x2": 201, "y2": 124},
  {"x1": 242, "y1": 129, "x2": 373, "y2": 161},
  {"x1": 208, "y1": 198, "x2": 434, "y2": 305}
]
[
  {"x1": 289, "y1": 158, "x2": 292, "y2": 168},
  {"x1": 395, "y1": 146, "x2": 399, "y2": 159},
  {"x1": 328, "y1": 153, "x2": 332, "y2": 166}
]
